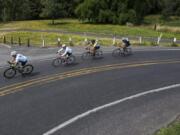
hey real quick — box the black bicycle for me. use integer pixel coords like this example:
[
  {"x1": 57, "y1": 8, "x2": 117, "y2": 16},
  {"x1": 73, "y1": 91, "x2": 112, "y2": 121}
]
[
  {"x1": 4, "y1": 61, "x2": 34, "y2": 79},
  {"x1": 112, "y1": 47, "x2": 132, "y2": 57}
]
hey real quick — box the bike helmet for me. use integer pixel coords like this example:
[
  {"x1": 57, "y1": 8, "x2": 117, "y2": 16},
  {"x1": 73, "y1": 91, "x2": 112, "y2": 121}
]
[
  {"x1": 62, "y1": 44, "x2": 66, "y2": 48},
  {"x1": 122, "y1": 37, "x2": 129, "y2": 41},
  {"x1": 11, "y1": 51, "x2": 17, "y2": 56}
]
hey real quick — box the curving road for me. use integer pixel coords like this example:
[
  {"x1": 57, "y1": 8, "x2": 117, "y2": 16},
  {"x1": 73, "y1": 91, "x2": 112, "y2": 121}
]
[{"x1": 0, "y1": 49, "x2": 180, "y2": 135}]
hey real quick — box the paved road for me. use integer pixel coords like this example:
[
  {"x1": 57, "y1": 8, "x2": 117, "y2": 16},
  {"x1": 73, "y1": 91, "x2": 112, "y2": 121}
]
[{"x1": 0, "y1": 49, "x2": 180, "y2": 135}]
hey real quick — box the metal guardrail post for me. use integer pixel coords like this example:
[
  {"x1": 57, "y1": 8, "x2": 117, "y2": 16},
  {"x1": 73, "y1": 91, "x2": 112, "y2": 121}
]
[
  {"x1": 139, "y1": 37, "x2": 142, "y2": 45},
  {"x1": 18, "y1": 37, "x2": 21, "y2": 46},
  {"x1": 69, "y1": 37, "x2": 74, "y2": 46},
  {"x1": 11, "y1": 37, "x2": 13, "y2": 45},
  {"x1": 57, "y1": 38, "x2": 61, "y2": 47},
  {"x1": 27, "y1": 38, "x2": 30, "y2": 47},
  {"x1": 3, "y1": 36, "x2": 6, "y2": 44}
]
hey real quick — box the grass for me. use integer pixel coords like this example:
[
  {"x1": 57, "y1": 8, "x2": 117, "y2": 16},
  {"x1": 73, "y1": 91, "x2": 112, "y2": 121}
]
[
  {"x1": 144, "y1": 15, "x2": 180, "y2": 26},
  {"x1": 155, "y1": 118, "x2": 180, "y2": 135},
  {"x1": 0, "y1": 32, "x2": 114, "y2": 47},
  {"x1": 144, "y1": 15, "x2": 180, "y2": 34},
  {"x1": 0, "y1": 17, "x2": 179, "y2": 47},
  {"x1": 0, "y1": 18, "x2": 179, "y2": 39}
]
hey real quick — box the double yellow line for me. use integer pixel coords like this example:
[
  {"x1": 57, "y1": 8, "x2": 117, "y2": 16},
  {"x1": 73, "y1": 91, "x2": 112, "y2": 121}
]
[{"x1": 0, "y1": 59, "x2": 180, "y2": 97}]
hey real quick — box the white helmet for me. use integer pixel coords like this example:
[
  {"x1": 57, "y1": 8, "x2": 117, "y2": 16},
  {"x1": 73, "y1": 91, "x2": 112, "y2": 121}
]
[
  {"x1": 122, "y1": 37, "x2": 129, "y2": 41},
  {"x1": 62, "y1": 44, "x2": 66, "y2": 48},
  {"x1": 11, "y1": 51, "x2": 17, "y2": 56}
]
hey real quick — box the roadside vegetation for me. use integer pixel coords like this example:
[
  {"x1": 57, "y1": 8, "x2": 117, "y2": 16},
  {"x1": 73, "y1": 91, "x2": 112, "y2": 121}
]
[
  {"x1": 0, "y1": 31, "x2": 114, "y2": 47},
  {"x1": 0, "y1": 0, "x2": 179, "y2": 47},
  {"x1": 155, "y1": 117, "x2": 180, "y2": 135},
  {"x1": 0, "y1": 18, "x2": 179, "y2": 39},
  {"x1": 0, "y1": 0, "x2": 179, "y2": 25},
  {"x1": 0, "y1": 31, "x2": 178, "y2": 47}
]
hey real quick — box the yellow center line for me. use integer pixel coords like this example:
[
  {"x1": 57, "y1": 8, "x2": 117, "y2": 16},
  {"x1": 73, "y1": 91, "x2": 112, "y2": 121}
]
[
  {"x1": 0, "y1": 59, "x2": 180, "y2": 97},
  {"x1": 0, "y1": 62, "x2": 132, "y2": 90},
  {"x1": 0, "y1": 59, "x2": 176, "y2": 91}
]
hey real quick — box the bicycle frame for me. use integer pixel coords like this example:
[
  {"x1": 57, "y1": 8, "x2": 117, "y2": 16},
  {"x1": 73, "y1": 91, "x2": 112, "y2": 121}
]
[{"x1": 8, "y1": 62, "x2": 23, "y2": 73}]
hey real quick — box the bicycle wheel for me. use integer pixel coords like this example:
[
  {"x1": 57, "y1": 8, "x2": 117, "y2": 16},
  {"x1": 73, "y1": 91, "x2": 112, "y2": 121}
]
[
  {"x1": 95, "y1": 50, "x2": 103, "y2": 57},
  {"x1": 22, "y1": 64, "x2": 34, "y2": 75},
  {"x1": 127, "y1": 48, "x2": 133, "y2": 55},
  {"x1": 4, "y1": 68, "x2": 16, "y2": 79},
  {"x1": 112, "y1": 48, "x2": 121, "y2": 57},
  {"x1": 67, "y1": 55, "x2": 76, "y2": 64},
  {"x1": 52, "y1": 58, "x2": 62, "y2": 67},
  {"x1": 81, "y1": 52, "x2": 91, "y2": 60}
]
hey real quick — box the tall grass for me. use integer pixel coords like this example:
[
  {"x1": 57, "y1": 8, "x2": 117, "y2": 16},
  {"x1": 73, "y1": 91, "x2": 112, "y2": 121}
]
[{"x1": 0, "y1": 19, "x2": 179, "y2": 39}]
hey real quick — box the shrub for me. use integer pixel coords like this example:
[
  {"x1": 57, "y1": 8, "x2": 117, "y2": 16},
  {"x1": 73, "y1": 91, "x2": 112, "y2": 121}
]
[{"x1": 171, "y1": 42, "x2": 178, "y2": 47}]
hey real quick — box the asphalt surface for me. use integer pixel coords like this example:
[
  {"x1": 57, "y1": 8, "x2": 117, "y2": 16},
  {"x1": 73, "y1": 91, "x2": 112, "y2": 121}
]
[{"x1": 0, "y1": 49, "x2": 180, "y2": 135}]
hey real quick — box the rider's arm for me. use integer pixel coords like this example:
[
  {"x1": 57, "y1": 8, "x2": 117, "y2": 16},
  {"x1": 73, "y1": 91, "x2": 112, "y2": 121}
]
[
  {"x1": 11, "y1": 56, "x2": 19, "y2": 66},
  {"x1": 93, "y1": 42, "x2": 98, "y2": 48},
  {"x1": 11, "y1": 57, "x2": 16, "y2": 63},
  {"x1": 57, "y1": 48, "x2": 63, "y2": 53}
]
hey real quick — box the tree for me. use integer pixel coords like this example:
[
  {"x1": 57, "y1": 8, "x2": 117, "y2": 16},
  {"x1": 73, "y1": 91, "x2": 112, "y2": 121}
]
[
  {"x1": 0, "y1": 0, "x2": 179, "y2": 25},
  {"x1": 162, "y1": 0, "x2": 180, "y2": 17},
  {"x1": 76, "y1": 0, "x2": 143, "y2": 24},
  {"x1": 27, "y1": 0, "x2": 42, "y2": 19},
  {"x1": 41, "y1": 0, "x2": 62, "y2": 24}
]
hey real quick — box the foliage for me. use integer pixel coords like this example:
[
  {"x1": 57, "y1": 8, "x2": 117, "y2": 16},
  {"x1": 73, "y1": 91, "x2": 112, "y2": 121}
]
[
  {"x1": 0, "y1": 0, "x2": 179, "y2": 25},
  {"x1": 155, "y1": 122, "x2": 180, "y2": 135}
]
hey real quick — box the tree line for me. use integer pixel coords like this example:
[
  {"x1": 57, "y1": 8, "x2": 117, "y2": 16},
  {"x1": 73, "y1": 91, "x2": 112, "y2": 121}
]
[{"x1": 0, "y1": 0, "x2": 179, "y2": 24}]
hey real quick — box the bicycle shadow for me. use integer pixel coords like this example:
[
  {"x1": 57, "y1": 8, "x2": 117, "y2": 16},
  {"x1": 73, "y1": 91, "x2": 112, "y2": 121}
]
[
  {"x1": 64, "y1": 62, "x2": 80, "y2": 67},
  {"x1": 21, "y1": 72, "x2": 41, "y2": 78},
  {"x1": 92, "y1": 56, "x2": 104, "y2": 60},
  {"x1": 82, "y1": 56, "x2": 104, "y2": 62}
]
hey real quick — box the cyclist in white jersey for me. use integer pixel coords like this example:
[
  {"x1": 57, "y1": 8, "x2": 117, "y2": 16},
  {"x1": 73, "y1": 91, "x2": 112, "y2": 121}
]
[
  {"x1": 57, "y1": 44, "x2": 72, "y2": 58},
  {"x1": 10, "y1": 51, "x2": 28, "y2": 66}
]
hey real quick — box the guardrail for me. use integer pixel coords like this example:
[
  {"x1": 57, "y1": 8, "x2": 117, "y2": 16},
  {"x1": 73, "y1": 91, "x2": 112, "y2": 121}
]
[{"x1": 0, "y1": 29, "x2": 179, "y2": 47}]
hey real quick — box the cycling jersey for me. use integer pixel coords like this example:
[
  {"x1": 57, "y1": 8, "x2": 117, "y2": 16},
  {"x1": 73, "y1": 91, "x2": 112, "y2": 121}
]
[
  {"x1": 122, "y1": 40, "x2": 131, "y2": 47},
  {"x1": 15, "y1": 54, "x2": 28, "y2": 63},
  {"x1": 58, "y1": 47, "x2": 72, "y2": 57}
]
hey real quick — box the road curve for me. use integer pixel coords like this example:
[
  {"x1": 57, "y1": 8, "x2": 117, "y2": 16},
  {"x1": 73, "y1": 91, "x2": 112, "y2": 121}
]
[{"x1": 0, "y1": 50, "x2": 180, "y2": 135}]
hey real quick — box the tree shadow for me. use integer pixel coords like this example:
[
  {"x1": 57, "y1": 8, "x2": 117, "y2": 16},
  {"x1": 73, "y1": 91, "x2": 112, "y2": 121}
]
[{"x1": 48, "y1": 22, "x2": 71, "y2": 26}]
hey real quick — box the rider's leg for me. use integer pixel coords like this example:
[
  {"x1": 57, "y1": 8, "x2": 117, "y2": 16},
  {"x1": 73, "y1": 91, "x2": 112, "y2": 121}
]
[
  {"x1": 93, "y1": 48, "x2": 96, "y2": 56},
  {"x1": 123, "y1": 47, "x2": 126, "y2": 52},
  {"x1": 19, "y1": 61, "x2": 27, "y2": 72},
  {"x1": 21, "y1": 61, "x2": 27, "y2": 67},
  {"x1": 123, "y1": 44, "x2": 128, "y2": 52},
  {"x1": 66, "y1": 52, "x2": 72, "y2": 59}
]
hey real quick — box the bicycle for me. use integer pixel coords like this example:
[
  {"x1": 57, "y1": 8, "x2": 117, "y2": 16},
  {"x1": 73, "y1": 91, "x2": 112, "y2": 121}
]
[
  {"x1": 52, "y1": 54, "x2": 76, "y2": 67},
  {"x1": 81, "y1": 47, "x2": 103, "y2": 60},
  {"x1": 3, "y1": 61, "x2": 34, "y2": 79},
  {"x1": 112, "y1": 46, "x2": 132, "y2": 57}
]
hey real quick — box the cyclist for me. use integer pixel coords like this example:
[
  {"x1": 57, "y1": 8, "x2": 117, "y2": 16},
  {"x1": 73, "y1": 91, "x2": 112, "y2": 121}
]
[
  {"x1": 57, "y1": 44, "x2": 72, "y2": 58},
  {"x1": 10, "y1": 51, "x2": 28, "y2": 67},
  {"x1": 122, "y1": 38, "x2": 131, "y2": 52},
  {"x1": 90, "y1": 39, "x2": 100, "y2": 56}
]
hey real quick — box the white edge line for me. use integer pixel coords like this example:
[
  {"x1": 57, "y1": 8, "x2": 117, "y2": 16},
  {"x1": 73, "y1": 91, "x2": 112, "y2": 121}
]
[{"x1": 43, "y1": 83, "x2": 180, "y2": 135}]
